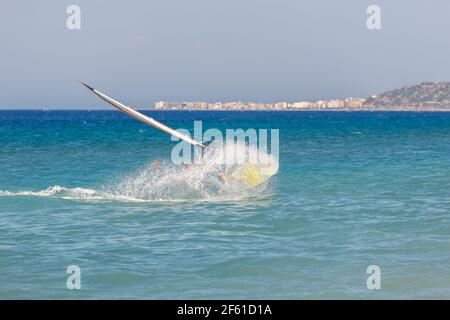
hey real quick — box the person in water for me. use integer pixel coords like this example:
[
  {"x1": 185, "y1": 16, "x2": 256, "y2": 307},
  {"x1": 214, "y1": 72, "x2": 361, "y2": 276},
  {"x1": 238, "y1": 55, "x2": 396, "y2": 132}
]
[
  {"x1": 150, "y1": 150, "x2": 227, "y2": 184},
  {"x1": 218, "y1": 171, "x2": 226, "y2": 183}
]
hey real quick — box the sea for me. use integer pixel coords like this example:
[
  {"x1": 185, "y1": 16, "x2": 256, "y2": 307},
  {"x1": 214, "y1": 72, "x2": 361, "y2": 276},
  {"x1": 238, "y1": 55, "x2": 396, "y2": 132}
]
[{"x1": 1, "y1": 110, "x2": 450, "y2": 299}]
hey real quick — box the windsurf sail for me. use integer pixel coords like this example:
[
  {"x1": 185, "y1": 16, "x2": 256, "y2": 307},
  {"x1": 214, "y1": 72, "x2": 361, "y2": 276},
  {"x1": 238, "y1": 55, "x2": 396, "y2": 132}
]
[
  {"x1": 79, "y1": 81, "x2": 206, "y2": 149},
  {"x1": 79, "y1": 82, "x2": 278, "y2": 188}
]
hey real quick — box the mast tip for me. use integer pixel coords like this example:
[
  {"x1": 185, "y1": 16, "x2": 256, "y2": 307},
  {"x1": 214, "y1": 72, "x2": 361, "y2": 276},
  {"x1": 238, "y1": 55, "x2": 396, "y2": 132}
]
[{"x1": 78, "y1": 81, "x2": 94, "y2": 91}]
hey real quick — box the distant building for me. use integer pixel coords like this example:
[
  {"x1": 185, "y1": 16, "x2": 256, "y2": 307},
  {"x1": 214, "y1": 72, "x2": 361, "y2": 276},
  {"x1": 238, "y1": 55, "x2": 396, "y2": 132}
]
[
  {"x1": 316, "y1": 100, "x2": 328, "y2": 109},
  {"x1": 326, "y1": 99, "x2": 344, "y2": 109},
  {"x1": 210, "y1": 102, "x2": 222, "y2": 110},
  {"x1": 154, "y1": 101, "x2": 177, "y2": 109},
  {"x1": 292, "y1": 102, "x2": 316, "y2": 109},
  {"x1": 154, "y1": 97, "x2": 367, "y2": 110},
  {"x1": 344, "y1": 98, "x2": 366, "y2": 109},
  {"x1": 193, "y1": 102, "x2": 208, "y2": 109},
  {"x1": 274, "y1": 102, "x2": 288, "y2": 109},
  {"x1": 180, "y1": 102, "x2": 194, "y2": 109}
]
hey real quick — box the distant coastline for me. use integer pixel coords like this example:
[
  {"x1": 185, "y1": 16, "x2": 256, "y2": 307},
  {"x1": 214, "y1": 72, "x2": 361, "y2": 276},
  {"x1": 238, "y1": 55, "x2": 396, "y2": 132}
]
[
  {"x1": 149, "y1": 107, "x2": 450, "y2": 112},
  {"x1": 143, "y1": 107, "x2": 450, "y2": 112},
  {"x1": 151, "y1": 81, "x2": 450, "y2": 112},
  {"x1": 3, "y1": 81, "x2": 450, "y2": 112},
  {"x1": 3, "y1": 107, "x2": 450, "y2": 112}
]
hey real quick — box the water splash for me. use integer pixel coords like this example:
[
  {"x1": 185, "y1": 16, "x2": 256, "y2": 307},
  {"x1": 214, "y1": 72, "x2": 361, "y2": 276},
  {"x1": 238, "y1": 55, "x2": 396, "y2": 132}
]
[{"x1": 0, "y1": 142, "x2": 278, "y2": 202}]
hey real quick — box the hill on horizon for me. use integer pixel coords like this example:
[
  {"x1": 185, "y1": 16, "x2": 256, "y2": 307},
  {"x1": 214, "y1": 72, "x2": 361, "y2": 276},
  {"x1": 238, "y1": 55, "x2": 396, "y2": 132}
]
[{"x1": 364, "y1": 82, "x2": 450, "y2": 108}]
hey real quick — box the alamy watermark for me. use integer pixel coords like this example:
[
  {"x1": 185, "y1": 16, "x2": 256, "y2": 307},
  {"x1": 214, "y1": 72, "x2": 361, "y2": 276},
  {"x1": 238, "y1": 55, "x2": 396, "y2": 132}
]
[
  {"x1": 65, "y1": 5, "x2": 380, "y2": 31},
  {"x1": 366, "y1": 5, "x2": 381, "y2": 30},
  {"x1": 169, "y1": 121, "x2": 279, "y2": 174},
  {"x1": 66, "y1": 265, "x2": 81, "y2": 290},
  {"x1": 366, "y1": 265, "x2": 381, "y2": 290},
  {"x1": 66, "y1": 5, "x2": 81, "y2": 30}
]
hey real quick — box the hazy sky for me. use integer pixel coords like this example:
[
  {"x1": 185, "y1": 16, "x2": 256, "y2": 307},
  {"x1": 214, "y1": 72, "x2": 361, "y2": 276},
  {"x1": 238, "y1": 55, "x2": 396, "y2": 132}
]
[{"x1": 1, "y1": 0, "x2": 450, "y2": 109}]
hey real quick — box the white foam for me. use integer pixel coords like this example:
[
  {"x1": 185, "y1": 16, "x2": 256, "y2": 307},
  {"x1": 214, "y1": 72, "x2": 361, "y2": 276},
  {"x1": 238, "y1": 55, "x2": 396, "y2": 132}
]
[{"x1": 0, "y1": 185, "x2": 151, "y2": 202}]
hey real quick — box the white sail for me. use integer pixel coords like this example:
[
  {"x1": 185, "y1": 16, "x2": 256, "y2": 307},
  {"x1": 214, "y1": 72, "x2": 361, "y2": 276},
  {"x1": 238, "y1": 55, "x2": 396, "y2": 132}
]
[{"x1": 80, "y1": 82, "x2": 204, "y2": 148}]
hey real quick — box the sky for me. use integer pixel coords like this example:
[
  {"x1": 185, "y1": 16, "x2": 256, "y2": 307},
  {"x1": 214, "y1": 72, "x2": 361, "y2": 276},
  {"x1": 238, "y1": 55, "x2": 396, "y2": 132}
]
[{"x1": 1, "y1": 0, "x2": 450, "y2": 109}]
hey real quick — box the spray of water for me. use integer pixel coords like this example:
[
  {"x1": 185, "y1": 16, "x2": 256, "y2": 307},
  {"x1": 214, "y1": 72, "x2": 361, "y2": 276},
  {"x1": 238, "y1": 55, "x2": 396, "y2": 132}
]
[{"x1": 0, "y1": 141, "x2": 278, "y2": 202}]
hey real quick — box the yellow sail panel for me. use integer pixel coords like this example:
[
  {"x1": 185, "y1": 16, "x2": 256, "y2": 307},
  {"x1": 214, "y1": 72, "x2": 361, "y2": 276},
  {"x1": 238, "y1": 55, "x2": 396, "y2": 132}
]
[{"x1": 226, "y1": 161, "x2": 278, "y2": 187}]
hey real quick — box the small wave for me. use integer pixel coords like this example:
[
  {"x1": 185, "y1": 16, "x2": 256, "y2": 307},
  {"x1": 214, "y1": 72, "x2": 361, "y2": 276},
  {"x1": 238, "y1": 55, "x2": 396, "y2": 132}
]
[
  {"x1": 0, "y1": 185, "x2": 161, "y2": 202},
  {"x1": 0, "y1": 182, "x2": 265, "y2": 203}
]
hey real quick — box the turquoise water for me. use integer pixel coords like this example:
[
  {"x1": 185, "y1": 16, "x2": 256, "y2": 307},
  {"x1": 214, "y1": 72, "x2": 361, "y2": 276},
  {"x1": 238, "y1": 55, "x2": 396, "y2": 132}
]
[{"x1": 1, "y1": 110, "x2": 450, "y2": 299}]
